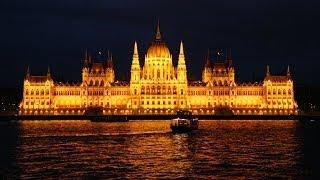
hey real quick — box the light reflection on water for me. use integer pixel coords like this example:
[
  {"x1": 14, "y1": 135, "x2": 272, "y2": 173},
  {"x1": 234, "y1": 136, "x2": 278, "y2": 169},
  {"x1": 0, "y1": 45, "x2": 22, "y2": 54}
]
[{"x1": 0, "y1": 120, "x2": 320, "y2": 178}]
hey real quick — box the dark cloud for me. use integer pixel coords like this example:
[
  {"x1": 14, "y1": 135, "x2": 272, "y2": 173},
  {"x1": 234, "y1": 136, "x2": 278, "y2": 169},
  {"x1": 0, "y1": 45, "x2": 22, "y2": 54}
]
[{"x1": 0, "y1": 0, "x2": 320, "y2": 87}]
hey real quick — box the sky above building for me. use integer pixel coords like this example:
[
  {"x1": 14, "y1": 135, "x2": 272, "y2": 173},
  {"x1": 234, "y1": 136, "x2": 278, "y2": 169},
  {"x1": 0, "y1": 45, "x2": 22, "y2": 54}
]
[{"x1": 1, "y1": 0, "x2": 320, "y2": 87}]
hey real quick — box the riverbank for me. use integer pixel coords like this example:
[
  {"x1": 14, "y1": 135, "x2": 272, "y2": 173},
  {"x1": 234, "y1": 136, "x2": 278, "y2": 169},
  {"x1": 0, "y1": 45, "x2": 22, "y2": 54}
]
[{"x1": 0, "y1": 114, "x2": 320, "y2": 121}]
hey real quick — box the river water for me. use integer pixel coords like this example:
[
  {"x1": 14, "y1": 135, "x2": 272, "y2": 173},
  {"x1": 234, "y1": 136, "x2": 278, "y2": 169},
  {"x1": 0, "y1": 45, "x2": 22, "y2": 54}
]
[{"x1": 0, "y1": 120, "x2": 319, "y2": 179}]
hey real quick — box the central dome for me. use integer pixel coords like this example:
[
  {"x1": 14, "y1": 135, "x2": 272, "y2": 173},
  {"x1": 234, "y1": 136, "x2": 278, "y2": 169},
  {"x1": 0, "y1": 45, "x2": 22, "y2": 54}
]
[
  {"x1": 146, "y1": 22, "x2": 170, "y2": 58},
  {"x1": 147, "y1": 42, "x2": 170, "y2": 58}
]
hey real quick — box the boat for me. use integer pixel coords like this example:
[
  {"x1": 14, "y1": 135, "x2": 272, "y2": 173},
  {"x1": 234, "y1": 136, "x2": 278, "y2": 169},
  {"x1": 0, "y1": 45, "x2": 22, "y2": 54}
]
[{"x1": 170, "y1": 110, "x2": 199, "y2": 132}]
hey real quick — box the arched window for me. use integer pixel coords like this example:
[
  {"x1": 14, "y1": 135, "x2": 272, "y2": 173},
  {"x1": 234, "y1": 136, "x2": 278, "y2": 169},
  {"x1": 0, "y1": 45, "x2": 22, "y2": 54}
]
[
  {"x1": 141, "y1": 86, "x2": 145, "y2": 94},
  {"x1": 41, "y1": 90, "x2": 44, "y2": 95},
  {"x1": 162, "y1": 86, "x2": 166, "y2": 93},
  {"x1": 168, "y1": 86, "x2": 171, "y2": 93},
  {"x1": 134, "y1": 89, "x2": 137, "y2": 95},
  {"x1": 173, "y1": 86, "x2": 177, "y2": 94},
  {"x1": 157, "y1": 69, "x2": 160, "y2": 79},
  {"x1": 288, "y1": 89, "x2": 292, "y2": 95},
  {"x1": 146, "y1": 86, "x2": 150, "y2": 94},
  {"x1": 100, "y1": 81, "x2": 104, "y2": 87},
  {"x1": 95, "y1": 80, "x2": 99, "y2": 86},
  {"x1": 157, "y1": 86, "x2": 161, "y2": 94},
  {"x1": 36, "y1": 90, "x2": 39, "y2": 95},
  {"x1": 278, "y1": 89, "x2": 281, "y2": 95},
  {"x1": 283, "y1": 89, "x2": 286, "y2": 95},
  {"x1": 89, "y1": 80, "x2": 93, "y2": 86},
  {"x1": 273, "y1": 89, "x2": 276, "y2": 95},
  {"x1": 26, "y1": 89, "x2": 29, "y2": 95},
  {"x1": 151, "y1": 86, "x2": 155, "y2": 94}
]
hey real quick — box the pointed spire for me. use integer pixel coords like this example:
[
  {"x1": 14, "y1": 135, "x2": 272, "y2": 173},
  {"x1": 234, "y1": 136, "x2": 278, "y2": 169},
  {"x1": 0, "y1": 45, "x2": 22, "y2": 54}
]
[
  {"x1": 107, "y1": 52, "x2": 113, "y2": 69},
  {"x1": 132, "y1": 41, "x2": 140, "y2": 68},
  {"x1": 226, "y1": 48, "x2": 233, "y2": 66},
  {"x1": 266, "y1": 65, "x2": 270, "y2": 76},
  {"x1": 47, "y1": 66, "x2": 51, "y2": 76},
  {"x1": 134, "y1": 41, "x2": 138, "y2": 55},
  {"x1": 88, "y1": 53, "x2": 92, "y2": 64},
  {"x1": 107, "y1": 50, "x2": 110, "y2": 60},
  {"x1": 84, "y1": 49, "x2": 89, "y2": 67},
  {"x1": 85, "y1": 49, "x2": 88, "y2": 60},
  {"x1": 178, "y1": 41, "x2": 185, "y2": 66},
  {"x1": 205, "y1": 50, "x2": 211, "y2": 67},
  {"x1": 26, "y1": 65, "x2": 30, "y2": 79},
  {"x1": 47, "y1": 66, "x2": 51, "y2": 78},
  {"x1": 287, "y1": 65, "x2": 291, "y2": 76},
  {"x1": 179, "y1": 41, "x2": 184, "y2": 55},
  {"x1": 155, "y1": 20, "x2": 162, "y2": 41}
]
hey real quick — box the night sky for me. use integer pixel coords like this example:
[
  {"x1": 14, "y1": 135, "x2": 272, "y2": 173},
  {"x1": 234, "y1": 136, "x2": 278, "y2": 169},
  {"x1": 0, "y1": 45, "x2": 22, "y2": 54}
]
[{"x1": 1, "y1": 0, "x2": 320, "y2": 88}]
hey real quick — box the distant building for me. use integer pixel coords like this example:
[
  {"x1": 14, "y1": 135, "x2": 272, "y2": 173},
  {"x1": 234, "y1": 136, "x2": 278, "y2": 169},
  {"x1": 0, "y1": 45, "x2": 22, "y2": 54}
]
[{"x1": 19, "y1": 24, "x2": 298, "y2": 115}]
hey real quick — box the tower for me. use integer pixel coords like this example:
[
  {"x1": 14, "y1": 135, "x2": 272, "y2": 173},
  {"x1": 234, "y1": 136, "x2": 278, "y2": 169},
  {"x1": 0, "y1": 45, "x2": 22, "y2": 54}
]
[
  {"x1": 26, "y1": 66, "x2": 30, "y2": 80},
  {"x1": 47, "y1": 66, "x2": 51, "y2": 79},
  {"x1": 82, "y1": 49, "x2": 90, "y2": 84},
  {"x1": 226, "y1": 48, "x2": 233, "y2": 67},
  {"x1": 266, "y1": 65, "x2": 270, "y2": 76},
  {"x1": 177, "y1": 41, "x2": 188, "y2": 108},
  {"x1": 287, "y1": 65, "x2": 291, "y2": 77},
  {"x1": 225, "y1": 48, "x2": 235, "y2": 83},
  {"x1": 177, "y1": 41, "x2": 187, "y2": 83},
  {"x1": 130, "y1": 41, "x2": 141, "y2": 83},
  {"x1": 130, "y1": 41, "x2": 141, "y2": 109},
  {"x1": 202, "y1": 51, "x2": 212, "y2": 83},
  {"x1": 105, "y1": 53, "x2": 115, "y2": 83}
]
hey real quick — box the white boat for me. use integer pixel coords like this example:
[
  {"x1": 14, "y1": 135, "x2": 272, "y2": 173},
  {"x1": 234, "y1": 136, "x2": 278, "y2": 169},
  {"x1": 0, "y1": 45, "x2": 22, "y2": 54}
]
[{"x1": 170, "y1": 110, "x2": 198, "y2": 132}]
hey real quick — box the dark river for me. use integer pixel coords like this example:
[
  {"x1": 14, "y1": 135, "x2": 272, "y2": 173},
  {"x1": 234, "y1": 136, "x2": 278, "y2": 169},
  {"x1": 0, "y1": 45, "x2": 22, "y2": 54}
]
[{"x1": 0, "y1": 120, "x2": 319, "y2": 179}]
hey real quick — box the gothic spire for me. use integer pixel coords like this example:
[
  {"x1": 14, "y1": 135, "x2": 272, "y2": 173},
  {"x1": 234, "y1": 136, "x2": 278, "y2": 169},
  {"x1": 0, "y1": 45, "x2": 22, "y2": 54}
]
[
  {"x1": 88, "y1": 53, "x2": 92, "y2": 64},
  {"x1": 287, "y1": 65, "x2": 291, "y2": 77},
  {"x1": 107, "y1": 52, "x2": 113, "y2": 69},
  {"x1": 205, "y1": 50, "x2": 211, "y2": 68},
  {"x1": 84, "y1": 49, "x2": 89, "y2": 67},
  {"x1": 178, "y1": 41, "x2": 185, "y2": 66},
  {"x1": 266, "y1": 65, "x2": 270, "y2": 76},
  {"x1": 26, "y1": 65, "x2": 30, "y2": 79},
  {"x1": 179, "y1": 41, "x2": 184, "y2": 55},
  {"x1": 132, "y1": 41, "x2": 140, "y2": 68},
  {"x1": 47, "y1": 66, "x2": 51, "y2": 78},
  {"x1": 134, "y1": 41, "x2": 138, "y2": 55},
  {"x1": 226, "y1": 48, "x2": 233, "y2": 66},
  {"x1": 155, "y1": 20, "x2": 161, "y2": 41}
]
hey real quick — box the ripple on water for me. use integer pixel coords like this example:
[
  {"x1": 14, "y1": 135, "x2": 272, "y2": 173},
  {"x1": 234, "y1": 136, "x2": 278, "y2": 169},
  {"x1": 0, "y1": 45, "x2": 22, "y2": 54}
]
[{"x1": 0, "y1": 120, "x2": 319, "y2": 178}]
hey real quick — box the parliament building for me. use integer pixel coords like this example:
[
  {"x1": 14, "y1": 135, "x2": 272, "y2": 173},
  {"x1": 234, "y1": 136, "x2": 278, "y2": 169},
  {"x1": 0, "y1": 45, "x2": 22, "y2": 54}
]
[{"x1": 19, "y1": 24, "x2": 298, "y2": 115}]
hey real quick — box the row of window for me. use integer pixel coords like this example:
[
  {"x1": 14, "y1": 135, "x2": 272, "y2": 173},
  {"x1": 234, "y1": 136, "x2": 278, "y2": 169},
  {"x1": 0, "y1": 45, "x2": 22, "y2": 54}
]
[
  {"x1": 140, "y1": 100, "x2": 183, "y2": 105},
  {"x1": 25, "y1": 101, "x2": 50, "y2": 106},
  {"x1": 268, "y1": 89, "x2": 292, "y2": 95},
  {"x1": 237, "y1": 91, "x2": 264, "y2": 96},
  {"x1": 111, "y1": 91, "x2": 129, "y2": 95},
  {"x1": 268, "y1": 101, "x2": 292, "y2": 105},
  {"x1": 88, "y1": 91, "x2": 104, "y2": 96},
  {"x1": 86, "y1": 80, "x2": 105, "y2": 86},
  {"x1": 188, "y1": 91, "x2": 206, "y2": 95},
  {"x1": 54, "y1": 91, "x2": 80, "y2": 96},
  {"x1": 25, "y1": 90, "x2": 49, "y2": 96}
]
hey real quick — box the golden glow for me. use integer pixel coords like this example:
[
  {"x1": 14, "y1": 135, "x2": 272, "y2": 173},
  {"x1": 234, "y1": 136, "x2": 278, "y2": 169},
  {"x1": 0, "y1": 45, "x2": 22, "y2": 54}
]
[{"x1": 19, "y1": 27, "x2": 298, "y2": 115}]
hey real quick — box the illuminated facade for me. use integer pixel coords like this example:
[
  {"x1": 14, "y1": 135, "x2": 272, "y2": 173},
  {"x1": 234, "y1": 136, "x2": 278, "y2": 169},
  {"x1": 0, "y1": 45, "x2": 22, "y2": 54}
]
[{"x1": 19, "y1": 24, "x2": 298, "y2": 115}]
